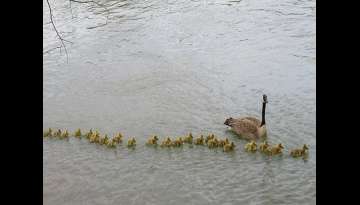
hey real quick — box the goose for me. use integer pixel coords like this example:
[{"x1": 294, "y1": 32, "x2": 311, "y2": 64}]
[{"x1": 224, "y1": 94, "x2": 268, "y2": 140}]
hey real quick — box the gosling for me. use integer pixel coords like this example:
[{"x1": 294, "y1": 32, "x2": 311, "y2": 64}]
[
  {"x1": 218, "y1": 138, "x2": 229, "y2": 147},
  {"x1": 60, "y1": 130, "x2": 69, "y2": 139},
  {"x1": 89, "y1": 131, "x2": 100, "y2": 143},
  {"x1": 172, "y1": 137, "x2": 184, "y2": 147},
  {"x1": 74, "y1": 128, "x2": 82, "y2": 138},
  {"x1": 54, "y1": 129, "x2": 62, "y2": 137},
  {"x1": 160, "y1": 137, "x2": 172, "y2": 147},
  {"x1": 99, "y1": 134, "x2": 110, "y2": 145},
  {"x1": 259, "y1": 141, "x2": 269, "y2": 152},
  {"x1": 265, "y1": 143, "x2": 284, "y2": 156},
  {"x1": 147, "y1": 136, "x2": 159, "y2": 145},
  {"x1": 127, "y1": 137, "x2": 136, "y2": 147},
  {"x1": 223, "y1": 142, "x2": 235, "y2": 152},
  {"x1": 194, "y1": 135, "x2": 205, "y2": 145},
  {"x1": 43, "y1": 128, "x2": 53, "y2": 137},
  {"x1": 205, "y1": 134, "x2": 215, "y2": 144},
  {"x1": 207, "y1": 138, "x2": 218, "y2": 148},
  {"x1": 113, "y1": 133, "x2": 123, "y2": 144},
  {"x1": 290, "y1": 144, "x2": 309, "y2": 158},
  {"x1": 85, "y1": 129, "x2": 93, "y2": 139},
  {"x1": 184, "y1": 133, "x2": 193, "y2": 144},
  {"x1": 245, "y1": 141, "x2": 257, "y2": 152},
  {"x1": 106, "y1": 139, "x2": 117, "y2": 148}
]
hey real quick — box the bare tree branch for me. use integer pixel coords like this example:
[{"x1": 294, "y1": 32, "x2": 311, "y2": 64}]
[
  {"x1": 46, "y1": 0, "x2": 69, "y2": 63},
  {"x1": 43, "y1": 46, "x2": 62, "y2": 55}
]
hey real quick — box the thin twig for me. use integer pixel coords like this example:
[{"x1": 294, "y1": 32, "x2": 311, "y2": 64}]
[
  {"x1": 46, "y1": 0, "x2": 69, "y2": 63},
  {"x1": 43, "y1": 46, "x2": 62, "y2": 55}
]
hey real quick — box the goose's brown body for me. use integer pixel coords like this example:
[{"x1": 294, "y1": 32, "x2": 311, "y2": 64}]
[
  {"x1": 225, "y1": 117, "x2": 267, "y2": 140},
  {"x1": 224, "y1": 95, "x2": 268, "y2": 140}
]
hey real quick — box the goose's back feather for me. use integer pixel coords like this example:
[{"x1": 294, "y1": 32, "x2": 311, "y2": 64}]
[
  {"x1": 231, "y1": 118, "x2": 259, "y2": 135},
  {"x1": 242, "y1": 117, "x2": 261, "y2": 126}
]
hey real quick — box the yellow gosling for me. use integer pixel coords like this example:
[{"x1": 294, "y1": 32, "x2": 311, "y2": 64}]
[
  {"x1": 290, "y1": 144, "x2": 309, "y2": 158},
  {"x1": 74, "y1": 129, "x2": 82, "y2": 138},
  {"x1": 184, "y1": 133, "x2": 193, "y2": 144},
  {"x1": 54, "y1": 129, "x2": 62, "y2": 137},
  {"x1": 43, "y1": 128, "x2": 52, "y2": 137},
  {"x1": 224, "y1": 142, "x2": 235, "y2": 152},
  {"x1": 160, "y1": 137, "x2": 172, "y2": 147},
  {"x1": 60, "y1": 130, "x2": 69, "y2": 139},
  {"x1": 85, "y1": 129, "x2": 93, "y2": 139},
  {"x1": 99, "y1": 134, "x2": 109, "y2": 145},
  {"x1": 259, "y1": 141, "x2": 269, "y2": 152},
  {"x1": 113, "y1": 133, "x2": 123, "y2": 143},
  {"x1": 207, "y1": 139, "x2": 218, "y2": 148},
  {"x1": 265, "y1": 143, "x2": 284, "y2": 156},
  {"x1": 218, "y1": 138, "x2": 229, "y2": 147},
  {"x1": 106, "y1": 139, "x2": 117, "y2": 148},
  {"x1": 194, "y1": 135, "x2": 205, "y2": 145},
  {"x1": 147, "y1": 136, "x2": 159, "y2": 145},
  {"x1": 89, "y1": 131, "x2": 100, "y2": 143},
  {"x1": 245, "y1": 141, "x2": 257, "y2": 152},
  {"x1": 127, "y1": 137, "x2": 136, "y2": 147},
  {"x1": 205, "y1": 134, "x2": 215, "y2": 144},
  {"x1": 99, "y1": 135, "x2": 106, "y2": 145},
  {"x1": 103, "y1": 135, "x2": 110, "y2": 145},
  {"x1": 172, "y1": 137, "x2": 184, "y2": 147}
]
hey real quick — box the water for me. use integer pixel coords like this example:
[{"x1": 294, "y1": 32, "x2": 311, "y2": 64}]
[{"x1": 43, "y1": 0, "x2": 316, "y2": 204}]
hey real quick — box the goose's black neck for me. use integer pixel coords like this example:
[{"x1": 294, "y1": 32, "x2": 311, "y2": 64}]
[{"x1": 261, "y1": 102, "x2": 266, "y2": 126}]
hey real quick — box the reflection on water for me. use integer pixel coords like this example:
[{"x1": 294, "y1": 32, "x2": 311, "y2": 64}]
[{"x1": 43, "y1": 0, "x2": 316, "y2": 204}]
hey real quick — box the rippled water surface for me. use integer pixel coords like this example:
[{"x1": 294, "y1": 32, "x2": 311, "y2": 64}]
[{"x1": 43, "y1": 0, "x2": 316, "y2": 204}]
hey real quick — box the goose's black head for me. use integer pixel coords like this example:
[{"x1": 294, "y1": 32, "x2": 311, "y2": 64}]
[
  {"x1": 263, "y1": 94, "x2": 268, "y2": 104},
  {"x1": 224, "y1": 117, "x2": 235, "y2": 126}
]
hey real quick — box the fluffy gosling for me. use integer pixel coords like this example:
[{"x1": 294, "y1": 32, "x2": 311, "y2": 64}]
[
  {"x1": 259, "y1": 141, "x2": 269, "y2": 152},
  {"x1": 218, "y1": 138, "x2": 229, "y2": 147},
  {"x1": 290, "y1": 144, "x2": 309, "y2": 158},
  {"x1": 245, "y1": 141, "x2": 257, "y2": 152},
  {"x1": 113, "y1": 133, "x2": 123, "y2": 144},
  {"x1": 160, "y1": 137, "x2": 172, "y2": 147},
  {"x1": 106, "y1": 139, "x2": 117, "y2": 148},
  {"x1": 147, "y1": 136, "x2": 159, "y2": 145},
  {"x1": 265, "y1": 143, "x2": 284, "y2": 156},
  {"x1": 184, "y1": 133, "x2": 193, "y2": 144},
  {"x1": 43, "y1": 128, "x2": 52, "y2": 137},
  {"x1": 223, "y1": 142, "x2": 235, "y2": 152},
  {"x1": 74, "y1": 128, "x2": 82, "y2": 138},
  {"x1": 194, "y1": 135, "x2": 205, "y2": 145},
  {"x1": 127, "y1": 137, "x2": 136, "y2": 147}
]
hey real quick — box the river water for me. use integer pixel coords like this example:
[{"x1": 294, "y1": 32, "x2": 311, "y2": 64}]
[{"x1": 43, "y1": 0, "x2": 316, "y2": 204}]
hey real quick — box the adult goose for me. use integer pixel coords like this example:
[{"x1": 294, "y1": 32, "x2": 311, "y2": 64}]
[{"x1": 224, "y1": 94, "x2": 268, "y2": 140}]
